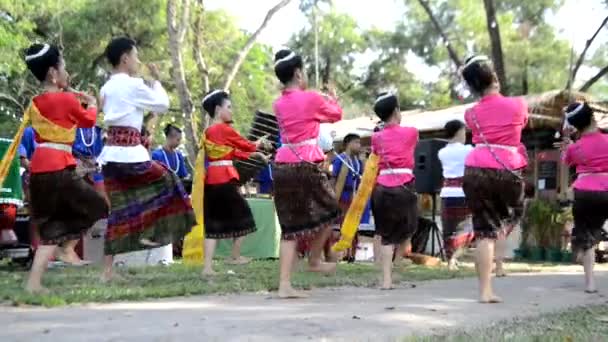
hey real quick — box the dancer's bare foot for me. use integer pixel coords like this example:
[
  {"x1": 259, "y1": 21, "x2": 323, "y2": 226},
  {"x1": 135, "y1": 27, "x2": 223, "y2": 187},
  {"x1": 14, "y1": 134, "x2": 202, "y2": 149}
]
[
  {"x1": 55, "y1": 247, "x2": 84, "y2": 265},
  {"x1": 25, "y1": 284, "x2": 50, "y2": 295},
  {"x1": 447, "y1": 261, "x2": 460, "y2": 271},
  {"x1": 225, "y1": 256, "x2": 252, "y2": 265},
  {"x1": 140, "y1": 238, "x2": 160, "y2": 247},
  {"x1": 278, "y1": 283, "x2": 309, "y2": 299},
  {"x1": 100, "y1": 272, "x2": 126, "y2": 283},
  {"x1": 479, "y1": 293, "x2": 503, "y2": 303},
  {"x1": 201, "y1": 268, "x2": 217, "y2": 276},
  {"x1": 495, "y1": 270, "x2": 507, "y2": 278},
  {"x1": 307, "y1": 262, "x2": 337, "y2": 275}
]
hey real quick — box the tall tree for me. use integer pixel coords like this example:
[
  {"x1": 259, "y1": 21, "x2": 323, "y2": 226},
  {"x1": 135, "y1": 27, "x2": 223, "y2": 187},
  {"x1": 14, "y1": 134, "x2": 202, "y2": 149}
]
[
  {"x1": 482, "y1": 0, "x2": 508, "y2": 94},
  {"x1": 222, "y1": 0, "x2": 292, "y2": 91}
]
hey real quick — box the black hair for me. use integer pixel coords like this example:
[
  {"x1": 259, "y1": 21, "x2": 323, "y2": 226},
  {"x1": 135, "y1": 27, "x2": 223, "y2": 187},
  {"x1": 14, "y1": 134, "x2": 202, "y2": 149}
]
[
  {"x1": 105, "y1": 37, "x2": 137, "y2": 67},
  {"x1": 274, "y1": 49, "x2": 304, "y2": 85},
  {"x1": 343, "y1": 133, "x2": 361, "y2": 147},
  {"x1": 164, "y1": 124, "x2": 182, "y2": 137},
  {"x1": 461, "y1": 56, "x2": 497, "y2": 95},
  {"x1": 565, "y1": 102, "x2": 594, "y2": 131},
  {"x1": 373, "y1": 93, "x2": 399, "y2": 122},
  {"x1": 202, "y1": 90, "x2": 230, "y2": 118},
  {"x1": 24, "y1": 44, "x2": 61, "y2": 82},
  {"x1": 444, "y1": 120, "x2": 466, "y2": 139}
]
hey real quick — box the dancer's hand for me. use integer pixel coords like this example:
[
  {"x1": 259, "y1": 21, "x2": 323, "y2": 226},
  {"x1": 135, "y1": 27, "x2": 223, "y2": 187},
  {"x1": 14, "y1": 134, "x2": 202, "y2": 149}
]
[
  {"x1": 255, "y1": 135, "x2": 272, "y2": 151},
  {"x1": 147, "y1": 63, "x2": 161, "y2": 80},
  {"x1": 252, "y1": 152, "x2": 270, "y2": 163},
  {"x1": 73, "y1": 90, "x2": 98, "y2": 107}
]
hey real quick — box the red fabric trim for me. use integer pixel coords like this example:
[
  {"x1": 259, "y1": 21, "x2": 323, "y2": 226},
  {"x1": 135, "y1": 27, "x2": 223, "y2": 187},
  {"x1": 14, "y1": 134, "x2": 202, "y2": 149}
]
[
  {"x1": 106, "y1": 127, "x2": 142, "y2": 147},
  {"x1": 443, "y1": 177, "x2": 464, "y2": 187}
]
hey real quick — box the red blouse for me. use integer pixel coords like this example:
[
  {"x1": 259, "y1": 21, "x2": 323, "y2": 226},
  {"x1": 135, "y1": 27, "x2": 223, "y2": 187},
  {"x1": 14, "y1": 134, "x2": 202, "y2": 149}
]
[
  {"x1": 205, "y1": 123, "x2": 257, "y2": 185},
  {"x1": 30, "y1": 92, "x2": 97, "y2": 174}
]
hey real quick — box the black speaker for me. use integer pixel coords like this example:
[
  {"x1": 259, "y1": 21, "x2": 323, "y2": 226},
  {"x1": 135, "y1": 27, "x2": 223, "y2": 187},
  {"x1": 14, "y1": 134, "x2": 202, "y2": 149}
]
[{"x1": 414, "y1": 139, "x2": 447, "y2": 194}]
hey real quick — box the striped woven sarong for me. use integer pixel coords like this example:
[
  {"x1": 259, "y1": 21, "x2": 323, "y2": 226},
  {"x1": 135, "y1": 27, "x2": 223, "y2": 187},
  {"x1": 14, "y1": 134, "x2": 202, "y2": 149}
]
[{"x1": 103, "y1": 161, "x2": 196, "y2": 255}]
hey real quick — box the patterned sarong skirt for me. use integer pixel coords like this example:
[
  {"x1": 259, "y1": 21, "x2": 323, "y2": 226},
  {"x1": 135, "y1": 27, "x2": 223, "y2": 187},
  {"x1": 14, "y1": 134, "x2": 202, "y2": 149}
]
[
  {"x1": 102, "y1": 161, "x2": 195, "y2": 255},
  {"x1": 572, "y1": 190, "x2": 608, "y2": 251},
  {"x1": 272, "y1": 162, "x2": 341, "y2": 240},
  {"x1": 30, "y1": 168, "x2": 108, "y2": 245},
  {"x1": 462, "y1": 167, "x2": 524, "y2": 240},
  {"x1": 441, "y1": 196, "x2": 474, "y2": 259},
  {"x1": 371, "y1": 182, "x2": 418, "y2": 246}
]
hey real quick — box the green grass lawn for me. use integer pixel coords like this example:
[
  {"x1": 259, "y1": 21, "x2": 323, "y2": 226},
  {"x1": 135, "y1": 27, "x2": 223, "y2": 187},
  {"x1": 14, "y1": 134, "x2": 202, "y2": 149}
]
[
  {"x1": 0, "y1": 259, "x2": 573, "y2": 307},
  {"x1": 410, "y1": 304, "x2": 608, "y2": 342},
  {"x1": 0, "y1": 259, "x2": 476, "y2": 307}
]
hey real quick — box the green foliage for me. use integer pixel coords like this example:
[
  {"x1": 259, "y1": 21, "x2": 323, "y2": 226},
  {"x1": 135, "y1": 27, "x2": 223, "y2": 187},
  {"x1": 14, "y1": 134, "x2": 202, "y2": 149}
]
[
  {"x1": 0, "y1": 2, "x2": 275, "y2": 141},
  {"x1": 524, "y1": 199, "x2": 568, "y2": 249}
]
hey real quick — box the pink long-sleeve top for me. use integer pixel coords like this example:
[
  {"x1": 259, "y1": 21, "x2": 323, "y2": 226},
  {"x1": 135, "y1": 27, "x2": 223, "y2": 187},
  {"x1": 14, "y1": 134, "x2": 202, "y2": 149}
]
[
  {"x1": 371, "y1": 125, "x2": 418, "y2": 187},
  {"x1": 273, "y1": 89, "x2": 342, "y2": 163},
  {"x1": 464, "y1": 94, "x2": 529, "y2": 170},
  {"x1": 563, "y1": 131, "x2": 608, "y2": 191}
]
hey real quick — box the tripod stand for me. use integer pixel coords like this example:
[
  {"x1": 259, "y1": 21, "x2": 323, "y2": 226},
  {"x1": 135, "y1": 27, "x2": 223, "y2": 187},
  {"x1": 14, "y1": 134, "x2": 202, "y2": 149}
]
[{"x1": 425, "y1": 193, "x2": 445, "y2": 260}]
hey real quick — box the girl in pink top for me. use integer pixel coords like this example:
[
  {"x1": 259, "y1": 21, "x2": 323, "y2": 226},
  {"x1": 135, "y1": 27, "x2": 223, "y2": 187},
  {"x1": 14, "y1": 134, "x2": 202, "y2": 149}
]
[
  {"x1": 460, "y1": 55, "x2": 527, "y2": 304},
  {"x1": 561, "y1": 102, "x2": 608, "y2": 294},
  {"x1": 271, "y1": 49, "x2": 343, "y2": 299},
  {"x1": 370, "y1": 92, "x2": 418, "y2": 289}
]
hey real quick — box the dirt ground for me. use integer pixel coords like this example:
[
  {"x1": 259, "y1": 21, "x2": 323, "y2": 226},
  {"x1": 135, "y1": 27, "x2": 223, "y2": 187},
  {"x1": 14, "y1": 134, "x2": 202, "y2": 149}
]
[{"x1": 1, "y1": 268, "x2": 607, "y2": 342}]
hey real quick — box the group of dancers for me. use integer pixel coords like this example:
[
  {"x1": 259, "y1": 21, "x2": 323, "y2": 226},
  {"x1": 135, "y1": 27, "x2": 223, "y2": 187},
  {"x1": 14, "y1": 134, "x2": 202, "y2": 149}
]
[{"x1": 2, "y1": 37, "x2": 607, "y2": 303}]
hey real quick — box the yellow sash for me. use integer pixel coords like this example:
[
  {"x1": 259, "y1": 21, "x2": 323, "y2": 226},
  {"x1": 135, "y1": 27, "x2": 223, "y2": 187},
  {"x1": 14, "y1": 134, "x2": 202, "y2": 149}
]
[
  {"x1": 0, "y1": 103, "x2": 76, "y2": 187},
  {"x1": 332, "y1": 153, "x2": 379, "y2": 252},
  {"x1": 182, "y1": 133, "x2": 234, "y2": 265}
]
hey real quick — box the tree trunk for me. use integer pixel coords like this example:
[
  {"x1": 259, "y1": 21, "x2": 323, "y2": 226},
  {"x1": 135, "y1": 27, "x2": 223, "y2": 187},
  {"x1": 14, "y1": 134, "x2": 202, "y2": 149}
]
[
  {"x1": 522, "y1": 59, "x2": 529, "y2": 95},
  {"x1": 579, "y1": 65, "x2": 608, "y2": 92},
  {"x1": 322, "y1": 54, "x2": 331, "y2": 86},
  {"x1": 222, "y1": 0, "x2": 292, "y2": 91},
  {"x1": 482, "y1": 0, "x2": 508, "y2": 94},
  {"x1": 569, "y1": 15, "x2": 608, "y2": 88},
  {"x1": 416, "y1": 0, "x2": 461, "y2": 67},
  {"x1": 167, "y1": 0, "x2": 198, "y2": 159},
  {"x1": 192, "y1": 1, "x2": 210, "y2": 95}
]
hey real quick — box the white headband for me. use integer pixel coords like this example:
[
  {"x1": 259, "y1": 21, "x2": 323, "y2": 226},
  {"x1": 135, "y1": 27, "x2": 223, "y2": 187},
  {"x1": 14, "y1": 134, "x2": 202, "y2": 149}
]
[
  {"x1": 202, "y1": 89, "x2": 228, "y2": 105},
  {"x1": 274, "y1": 51, "x2": 296, "y2": 67},
  {"x1": 463, "y1": 55, "x2": 489, "y2": 69},
  {"x1": 374, "y1": 92, "x2": 396, "y2": 105},
  {"x1": 25, "y1": 44, "x2": 50, "y2": 62},
  {"x1": 566, "y1": 102, "x2": 585, "y2": 118}
]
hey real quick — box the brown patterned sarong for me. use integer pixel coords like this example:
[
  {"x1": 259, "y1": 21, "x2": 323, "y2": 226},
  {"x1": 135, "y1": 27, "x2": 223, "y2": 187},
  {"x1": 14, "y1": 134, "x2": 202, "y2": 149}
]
[
  {"x1": 272, "y1": 162, "x2": 340, "y2": 240},
  {"x1": 462, "y1": 167, "x2": 524, "y2": 240},
  {"x1": 30, "y1": 168, "x2": 108, "y2": 245},
  {"x1": 371, "y1": 182, "x2": 418, "y2": 245},
  {"x1": 572, "y1": 190, "x2": 608, "y2": 251}
]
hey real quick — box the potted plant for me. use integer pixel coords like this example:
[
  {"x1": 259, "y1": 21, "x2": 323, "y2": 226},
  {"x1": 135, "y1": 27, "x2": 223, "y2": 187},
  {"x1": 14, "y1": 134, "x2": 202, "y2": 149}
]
[{"x1": 524, "y1": 199, "x2": 554, "y2": 261}]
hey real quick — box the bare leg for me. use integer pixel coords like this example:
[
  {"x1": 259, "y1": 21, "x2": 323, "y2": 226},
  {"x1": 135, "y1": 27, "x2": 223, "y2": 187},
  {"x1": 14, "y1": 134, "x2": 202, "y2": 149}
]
[
  {"x1": 56, "y1": 239, "x2": 87, "y2": 265},
  {"x1": 324, "y1": 231, "x2": 339, "y2": 263},
  {"x1": 582, "y1": 247, "x2": 597, "y2": 293},
  {"x1": 307, "y1": 225, "x2": 337, "y2": 274},
  {"x1": 394, "y1": 239, "x2": 412, "y2": 266},
  {"x1": 476, "y1": 238, "x2": 502, "y2": 303},
  {"x1": 495, "y1": 234, "x2": 507, "y2": 277},
  {"x1": 373, "y1": 235, "x2": 382, "y2": 267},
  {"x1": 448, "y1": 248, "x2": 463, "y2": 271},
  {"x1": 380, "y1": 244, "x2": 394, "y2": 289},
  {"x1": 101, "y1": 255, "x2": 114, "y2": 282},
  {"x1": 25, "y1": 245, "x2": 56, "y2": 293},
  {"x1": 278, "y1": 239, "x2": 308, "y2": 298},
  {"x1": 202, "y1": 239, "x2": 218, "y2": 275},
  {"x1": 226, "y1": 236, "x2": 252, "y2": 265}
]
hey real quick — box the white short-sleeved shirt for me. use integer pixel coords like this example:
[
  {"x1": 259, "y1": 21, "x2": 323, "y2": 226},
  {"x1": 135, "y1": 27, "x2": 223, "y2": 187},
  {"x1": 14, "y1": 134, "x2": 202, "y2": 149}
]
[{"x1": 438, "y1": 142, "x2": 474, "y2": 198}]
